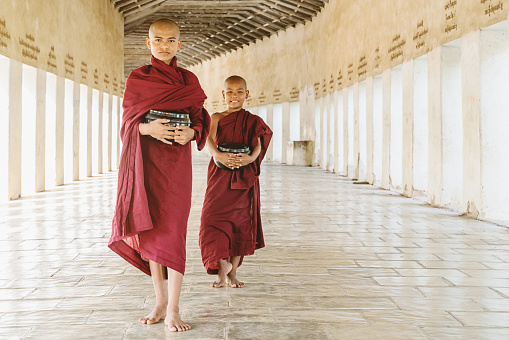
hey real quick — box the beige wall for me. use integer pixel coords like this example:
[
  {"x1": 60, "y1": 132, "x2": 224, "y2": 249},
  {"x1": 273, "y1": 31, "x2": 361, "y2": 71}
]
[
  {"x1": 0, "y1": 0, "x2": 124, "y2": 96},
  {"x1": 191, "y1": 0, "x2": 509, "y2": 111}
]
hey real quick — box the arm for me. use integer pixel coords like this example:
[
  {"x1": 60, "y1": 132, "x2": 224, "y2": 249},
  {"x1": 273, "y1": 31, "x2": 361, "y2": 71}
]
[
  {"x1": 207, "y1": 113, "x2": 238, "y2": 170},
  {"x1": 139, "y1": 119, "x2": 176, "y2": 145},
  {"x1": 230, "y1": 137, "x2": 262, "y2": 169}
]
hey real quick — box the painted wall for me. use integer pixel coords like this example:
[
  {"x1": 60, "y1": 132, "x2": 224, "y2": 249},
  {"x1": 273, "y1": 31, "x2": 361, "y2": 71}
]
[{"x1": 0, "y1": 0, "x2": 124, "y2": 96}]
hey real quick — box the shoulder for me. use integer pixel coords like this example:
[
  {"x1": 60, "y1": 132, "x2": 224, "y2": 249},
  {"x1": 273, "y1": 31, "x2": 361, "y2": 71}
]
[{"x1": 211, "y1": 111, "x2": 228, "y2": 121}]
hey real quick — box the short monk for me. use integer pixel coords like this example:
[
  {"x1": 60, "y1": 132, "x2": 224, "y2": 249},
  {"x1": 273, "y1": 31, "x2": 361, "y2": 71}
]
[
  {"x1": 199, "y1": 75, "x2": 272, "y2": 288},
  {"x1": 109, "y1": 19, "x2": 210, "y2": 332}
]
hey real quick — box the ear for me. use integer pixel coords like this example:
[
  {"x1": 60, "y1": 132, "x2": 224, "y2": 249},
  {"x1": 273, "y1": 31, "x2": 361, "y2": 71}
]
[
  {"x1": 222, "y1": 90, "x2": 226, "y2": 100},
  {"x1": 245, "y1": 90, "x2": 249, "y2": 99},
  {"x1": 146, "y1": 37, "x2": 151, "y2": 49},
  {"x1": 177, "y1": 40, "x2": 182, "y2": 51}
]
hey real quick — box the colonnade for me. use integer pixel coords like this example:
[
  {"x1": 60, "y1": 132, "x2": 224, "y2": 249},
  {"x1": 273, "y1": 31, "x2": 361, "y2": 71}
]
[
  {"x1": 249, "y1": 22, "x2": 509, "y2": 225},
  {"x1": 0, "y1": 55, "x2": 122, "y2": 200}
]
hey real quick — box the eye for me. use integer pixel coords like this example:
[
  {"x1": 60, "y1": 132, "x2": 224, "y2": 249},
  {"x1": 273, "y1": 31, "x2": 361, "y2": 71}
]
[{"x1": 155, "y1": 39, "x2": 161, "y2": 42}]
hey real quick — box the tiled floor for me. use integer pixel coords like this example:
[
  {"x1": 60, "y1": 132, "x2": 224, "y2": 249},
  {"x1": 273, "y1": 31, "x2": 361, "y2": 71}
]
[{"x1": 1, "y1": 159, "x2": 509, "y2": 339}]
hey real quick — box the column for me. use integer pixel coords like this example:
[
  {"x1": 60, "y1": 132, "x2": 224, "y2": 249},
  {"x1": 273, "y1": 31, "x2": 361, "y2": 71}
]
[
  {"x1": 281, "y1": 102, "x2": 290, "y2": 164},
  {"x1": 365, "y1": 76, "x2": 374, "y2": 184},
  {"x1": 8, "y1": 59, "x2": 22, "y2": 199},
  {"x1": 381, "y1": 69, "x2": 391, "y2": 189},
  {"x1": 55, "y1": 76, "x2": 65, "y2": 186},
  {"x1": 107, "y1": 94, "x2": 113, "y2": 171},
  {"x1": 342, "y1": 89, "x2": 348, "y2": 176},
  {"x1": 73, "y1": 81, "x2": 80, "y2": 181},
  {"x1": 325, "y1": 94, "x2": 331, "y2": 170},
  {"x1": 319, "y1": 96, "x2": 325, "y2": 169},
  {"x1": 117, "y1": 96, "x2": 121, "y2": 168},
  {"x1": 353, "y1": 83, "x2": 360, "y2": 180},
  {"x1": 98, "y1": 91, "x2": 103, "y2": 174},
  {"x1": 266, "y1": 104, "x2": 274, "y2": 162},
  {"x1": 333, "y1": 91, "x2": 340, "y2": 173},
  {"x1": 35, "y1": 69, "x2": 47, "y2": 192},
  {"x1": 87, "y1": 87, "x2": 93, "y2": 177},
  {"x1": 428, "y1": 47, "x2": 443, "y2": 205},
  {"x1": 402, "y1": 60, "x2": 414, "y2": 197}
]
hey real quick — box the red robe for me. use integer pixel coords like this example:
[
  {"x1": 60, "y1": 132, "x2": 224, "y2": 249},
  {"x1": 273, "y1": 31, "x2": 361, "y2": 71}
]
[
  {"x1": 199, "y1": 109, "x2": 272, "y2": 274},
  {"x1": 109, "y1": 56, "x2": 210, "y2": 276}
]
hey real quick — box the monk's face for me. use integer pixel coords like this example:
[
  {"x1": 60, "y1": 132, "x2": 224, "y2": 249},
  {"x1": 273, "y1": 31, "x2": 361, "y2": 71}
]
[
  {"x1": 223, "y1": 79, "x2": 249, "y2": 111},
  {"x1": 146, "y1": 22, "x2": 181, "y2": 65}
]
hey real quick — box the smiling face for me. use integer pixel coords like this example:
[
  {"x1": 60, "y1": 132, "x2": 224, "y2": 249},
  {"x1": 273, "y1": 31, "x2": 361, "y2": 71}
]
[
  {"x1": 223, "y1": 77, "x2": 249, "y2": 112},
  {"x1": 146, "y1": 20, "x2": 181, "y2": 65}
]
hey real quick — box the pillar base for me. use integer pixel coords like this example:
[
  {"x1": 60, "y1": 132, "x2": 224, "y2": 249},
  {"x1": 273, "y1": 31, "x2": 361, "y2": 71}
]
[{"x1": 286, "y1": 141, "x2": 314, "y2": 166}]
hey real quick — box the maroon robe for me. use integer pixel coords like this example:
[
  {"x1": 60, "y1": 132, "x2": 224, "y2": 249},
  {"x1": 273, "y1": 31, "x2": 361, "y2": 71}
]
[
  {"x1": 109, "y1": 56, "x2": 210, "y2": 276},
  {"x1": 199, "y1": 109, "x2": 272, "y2": 274}
]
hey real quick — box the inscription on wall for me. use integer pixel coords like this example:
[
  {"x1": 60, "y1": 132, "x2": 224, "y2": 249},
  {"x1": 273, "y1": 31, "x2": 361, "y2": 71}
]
[
  {"x1": 329, "y1": 74, "x2": 335, "y2": 92},
  {"x1": 19, "y1": 33, "x2": 40, "y2": 61},
  {"x1": 47, "y1": 46, "x2": 57, "y2": 70},
  {"x1": 444, "y1": 0, "x2": 458, "y2": 34},
  {"x1": 481, "y1": 0, "x2": 504, "y2": 16},
  {"x1": 0, "y1": 18, "x2": 10, "y2": 50},
  {"x1": 336, "y1": 71, "x2": 343, "y2": 87},
  {"x1": 347, "y1": 63, "x2": 354, "y2": 81},
  {"x1": 258, "y1": 93, "x2": 266, "y2": 105},
  {"x1": 313, "y1": 82, "x2": 320, "y2": 97},
  {"x1": 413, "y1": 20, "x2": 429, "y2": 50},
  {"x1": 358, "y1": 55, "x2": 367, "y2": 77},
  {"x1": 211, "y1": 100, "x2": 220, "y2": 111},
  {"x1": 80, "y1": 61, "x2": 88, "y2": 81},
  {"x1": 245, "y1": 96, "x2": 253, "y2": 107},
  {"x1": 104, "y1": 73, "x2": 110, "y2": 90},
  {"x1": 374, "y1": 47, "x2": 381, "y2": 70},
  {"x1": 273, "y1": 89, "x2": 281, "y2": 102},
  {"x1": 94, "y1": 69, "x2": 99, "y2": 86},
  {"x1": 388, "y1": 34, "x2": 405, "y2": 61},
  {"x1": 290, "y1": 87, "x2": 299, "y2": 100},
  {"x1": 321, "y1": 79, "x2": 327, "y2": 95},
  {"x1": 113, "y1": 77, "x2": 118, "y2": 92},
  {"x1": 64, "y1": 54, "x2": 74, "y2": 76}
]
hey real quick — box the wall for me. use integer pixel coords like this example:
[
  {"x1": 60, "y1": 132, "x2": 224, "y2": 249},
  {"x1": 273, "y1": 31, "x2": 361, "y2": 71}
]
[{"x1": 0, "y1": 0, "x2": 124, "y2": 96}]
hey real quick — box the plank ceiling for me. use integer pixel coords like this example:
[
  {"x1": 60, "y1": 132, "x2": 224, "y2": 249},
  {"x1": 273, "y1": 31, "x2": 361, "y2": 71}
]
[{"x1": 112, "y1": 0, "x2": 328, "y2": 77}]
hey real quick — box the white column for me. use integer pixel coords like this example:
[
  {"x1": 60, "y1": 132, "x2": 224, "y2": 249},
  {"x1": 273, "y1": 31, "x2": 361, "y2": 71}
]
[
  {"x1": 98, "y1": 91, "x2": 103, "y2": 174},
  {"x1": 8, "y1": 59, "x2": 22, "y2": 200},
  {"x1": 73, "y1": 81, "x2": 80, "y2": 181},
  {"x1": 107, "y1": 94, "x2": 113, "y2": 171},
  {"x1": 342, "y1": 89, "x2": 348, "y2": 176},
  {"x1": 87, "y1": 87, "x2": 93, "y2": 177},
  {"x1": 402, "y1": 60, "x2": 414, "y2": 197},
  {"x1": 365, "y1": 77, "x2": 374, "y2": 184},
  {"x1": 281, "y1": 102, "x2": 290, "y2": 164},
  {"x1": 117, "y1": 96, "x2": 122, "y2": 168},
  {"x1": 353, "y1": 83, "x2": 360, "y2": 180},
  {"x1": 319, "y1": 96, "x2": 325, "y2": 169},
  {"x1": 333, "y1": 91, "x2": 340, "y2": 173},
  {"x1": 266, "y1": 104, "x2": 274, "y2": 162},
  {"x1": 382, "y1": 69, "x2": 391, "y2": 189},
  {"x1": 428, "y1": 47, "x2": 443, "y2": 206},
  {"x1": 55, "y1": 76, "x2": 65, "y2": 186},
  {"x1": 35, "y1": 69, "x2": 46, "y2": 192},
  {"x1": 413, "y1": 56, "x2": 429, "y2": 195}
]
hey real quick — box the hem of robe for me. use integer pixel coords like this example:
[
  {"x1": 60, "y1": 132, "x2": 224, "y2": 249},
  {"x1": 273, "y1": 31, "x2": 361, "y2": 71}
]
[
  {"x1": 109, "y1": 239, "x2": 186, "y2": 276},
  {"x1": 203, "y1": 244, "x2": 265, "y2": 275}
]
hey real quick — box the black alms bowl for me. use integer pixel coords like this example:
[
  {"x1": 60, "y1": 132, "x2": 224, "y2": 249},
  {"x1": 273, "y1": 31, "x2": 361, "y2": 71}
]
[
  {"x1": 215, "y1": 143, "x2": 251, "y2": 171},
  {"x1": 145, "y1": 110, "x2": 191, "y2": 127}
]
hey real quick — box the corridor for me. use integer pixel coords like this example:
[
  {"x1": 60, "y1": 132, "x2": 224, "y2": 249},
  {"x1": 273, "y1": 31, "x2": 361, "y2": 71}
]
[{"x1": 1, "y1": 159, "x2": 508, "y2": 340}]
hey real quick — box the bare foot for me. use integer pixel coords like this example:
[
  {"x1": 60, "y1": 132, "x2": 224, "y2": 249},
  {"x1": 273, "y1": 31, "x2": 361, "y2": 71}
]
[
  {"x1": 227, "y1": 271, "x2": 245, "y2": 288},
  {"x1": 212, "y1": 260, "x2": 233, "y2": 288},
  {"x1": 165, "y1": 310, "x2": 191, "y2": 332},
  {"x1": 139, "y1": 304, "x2": 166, "y2": 324}
]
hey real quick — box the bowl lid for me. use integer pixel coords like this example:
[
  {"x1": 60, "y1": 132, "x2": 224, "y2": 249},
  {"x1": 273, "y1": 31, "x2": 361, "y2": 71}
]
[{"x1": 148, "y1": 110, "x2": 190, "y2": 119}]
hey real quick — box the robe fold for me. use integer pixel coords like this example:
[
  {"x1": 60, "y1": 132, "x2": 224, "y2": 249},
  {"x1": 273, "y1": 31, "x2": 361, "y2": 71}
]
[
  {"x1": 109, "y1": 56, "x2": 210, "y2": 276},
  {"x1": 199, "y1": 109, "x2": 272, "y2": 274}
]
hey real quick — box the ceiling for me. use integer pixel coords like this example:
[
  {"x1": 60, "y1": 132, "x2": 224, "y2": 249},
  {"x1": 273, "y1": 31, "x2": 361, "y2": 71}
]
[{"x1": 112, "y1": 0, "x2": 328, "y2": 77}]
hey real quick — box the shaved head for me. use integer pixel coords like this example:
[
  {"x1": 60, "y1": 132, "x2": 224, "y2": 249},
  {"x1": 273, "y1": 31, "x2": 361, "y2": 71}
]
[
  {"x1": 149, "y1": 19, "x2": 180, "y2": 38},
  {"x1": 224, "y1": 75, "x2": 247, "y2": 89}
]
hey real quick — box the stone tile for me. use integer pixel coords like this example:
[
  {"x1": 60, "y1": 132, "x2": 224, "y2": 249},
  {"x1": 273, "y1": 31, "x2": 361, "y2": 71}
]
[
  {"x1": 451, "y1": 311, "x2": 509, "y2": 327},
  {"x1": 0, "y1": 326, "x2": 33, "y2": 340},
  {"x1": 373, "y1": 276, "x2": 452, "y2": 287},
  {"x1": 227, "y1": 322, "x2": 329, "y2": 340},
  {"x1": 392, "y1": 297, "x2": 485, "y2": 311},
  {"x1": 363, "y1": 310, "x2": 463, "y2": 326},
  {"x1": 341, "y1": 285, "x2": 425, "y2": 298},
  {"x1": 473, "y1": 298, "x2": 509, "y2": 311},
  {"x1": 422, "y1": 327, "x2": 509, "y2": 340},
  {"x1": 309, "y1": 296, "x2": 397, "y2": 309},
  {"x1": 325, "y1": 325, "x2": 428, "y2": 340}
]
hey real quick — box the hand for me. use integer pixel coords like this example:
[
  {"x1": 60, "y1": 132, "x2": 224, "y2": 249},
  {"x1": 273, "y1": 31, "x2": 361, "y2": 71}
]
[
  {"x1": 173, "y1": 126, "x2": 195, "y2": 145},
  {"x1": 214, "y1": 152, "x2": 239, "y2": 170},
  {"x1": 229, "y1": 153, "x2": 255, "y2": 169},
  {"x1": 139, "y1": 119, "x2": 176, "y2": 145}
]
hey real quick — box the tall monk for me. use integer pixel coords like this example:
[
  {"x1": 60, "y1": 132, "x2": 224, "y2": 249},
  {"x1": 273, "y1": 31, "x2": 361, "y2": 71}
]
[
  {"x1": 200, "y1": 75, "x2": 272, "y2": 288},
  {"x1": 108, "y1": 19, "x2": 210, "y2": 332}
]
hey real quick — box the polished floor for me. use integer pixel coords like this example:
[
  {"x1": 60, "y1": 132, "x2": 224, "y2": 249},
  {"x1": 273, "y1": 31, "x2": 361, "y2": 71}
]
[{"x1": 1, "y1": 158, "x2": 509, "y2": 340}]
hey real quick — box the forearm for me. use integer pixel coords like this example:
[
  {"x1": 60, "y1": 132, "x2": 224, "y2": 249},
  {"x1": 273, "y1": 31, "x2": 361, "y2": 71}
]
[{"x1": 206, "y1": 136, "x2": 220, "y2": 157}]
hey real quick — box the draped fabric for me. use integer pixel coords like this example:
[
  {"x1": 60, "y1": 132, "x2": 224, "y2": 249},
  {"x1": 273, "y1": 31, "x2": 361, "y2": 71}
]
[
  {"x1": 199, "y1": 109, "x2": 272, "y2": 274},
  {"x1": 109, "y1": 56, "x2": 210, "y2": 276}
]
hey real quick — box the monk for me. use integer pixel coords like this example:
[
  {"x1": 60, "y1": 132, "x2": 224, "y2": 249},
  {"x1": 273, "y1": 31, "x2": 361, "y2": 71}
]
[
  {"x1": 108, "y1": 19, "x2": 210, "y2": 332},
  {"x1": 199, "y1": 75, "x2": 272, "y2": 288}
]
